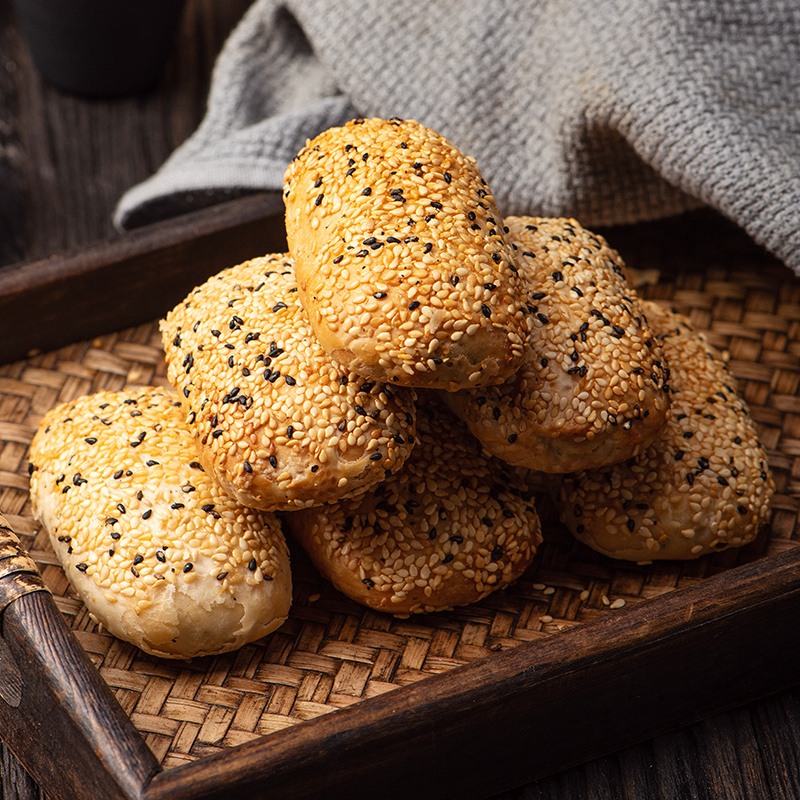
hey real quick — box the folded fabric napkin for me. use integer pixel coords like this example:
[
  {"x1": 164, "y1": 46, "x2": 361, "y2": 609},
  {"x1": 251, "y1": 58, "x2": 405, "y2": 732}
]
[{"x1": 115, "y1": 0, "x2": 800, "y2": 272}]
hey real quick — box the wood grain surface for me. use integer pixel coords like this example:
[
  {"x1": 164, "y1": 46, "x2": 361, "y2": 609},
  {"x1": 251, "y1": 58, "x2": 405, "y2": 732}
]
[{"x1": 2, "y1": 1, "x2": 800, "y2": 798}]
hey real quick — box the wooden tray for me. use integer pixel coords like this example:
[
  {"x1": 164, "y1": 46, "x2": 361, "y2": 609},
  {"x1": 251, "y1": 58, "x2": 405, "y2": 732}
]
[{"x1": 1, "y1": 196, "x2": 800, "y2": 800}]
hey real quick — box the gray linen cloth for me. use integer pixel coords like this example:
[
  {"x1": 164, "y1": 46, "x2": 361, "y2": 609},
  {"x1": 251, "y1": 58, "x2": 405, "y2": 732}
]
[{"x1": 115, "y1": 0, "x2": 800, "y2": 272}]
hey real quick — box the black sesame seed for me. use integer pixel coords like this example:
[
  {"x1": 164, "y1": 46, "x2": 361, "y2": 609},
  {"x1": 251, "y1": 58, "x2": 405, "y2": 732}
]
[
  {"x1": 481, "y1": 304, "x2": 492, "y2": 318},
  {"x1": 369, "y1": 452, "x2": 383, "y2": 461},
  {"x1": 183, "y1": 563, "x2": 193, "y2": 573},
  {"x1": 142, "y1": 510, "x2": 152, "y2": 520},
  {"x1": 269, "y1": 456, "x2": 278, "y2": 468}
]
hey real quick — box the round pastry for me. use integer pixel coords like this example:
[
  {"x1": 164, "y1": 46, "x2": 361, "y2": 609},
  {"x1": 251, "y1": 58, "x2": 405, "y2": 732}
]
[
  {"x1": 28, "y1": 387, "x2": 292, "y2": 659},
  {"x1": 161, "y1": 254, "x2": 417, "y2": 511},
  {"x1": 284, "y1": 395, "x2": 542, "y2": 615},
  {"x1": 443, "y1": 217, "x2": 671, "y2": 472},
  {"x1": 553, "y1": 301, "x2": 774, "y2": 560},
  {"x1": 282, "y1": 117, "x2": 528, "y2": 391}
]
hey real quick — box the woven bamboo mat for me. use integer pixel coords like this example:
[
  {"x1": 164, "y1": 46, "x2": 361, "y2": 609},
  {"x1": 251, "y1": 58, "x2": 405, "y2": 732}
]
[{"x1": 1, "y1": 214, "x2": 799, "y2": 769}]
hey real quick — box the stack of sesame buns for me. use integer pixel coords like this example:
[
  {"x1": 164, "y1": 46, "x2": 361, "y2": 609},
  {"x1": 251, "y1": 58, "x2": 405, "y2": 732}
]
[
  {"x1": 28, "y1": 116, "x2": 775, "y2": 657},
  {"x1": 283, "y1": 396, "x2": 541, "y2": 614},
  {"x1": 28, "y1": 388, "x2": 292, "y2": 659},
  {"x1": 283, "y1": 117, "x2": 529, "y2": 391},
  {"x1": 552, "y1": 302, "x2": 775, "y2": 561},
  {"x1": 443, "y1": 217, "x2": 671, "y2": 472},
  {"x1": 160, "y1": 253, "x2": 417, "y2": 512}
]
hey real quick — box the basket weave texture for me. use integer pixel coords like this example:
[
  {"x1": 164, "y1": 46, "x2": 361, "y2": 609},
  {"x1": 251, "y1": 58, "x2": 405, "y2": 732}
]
[{"x1": 1, "y1": 214, "x2": 797, "y2": 768}]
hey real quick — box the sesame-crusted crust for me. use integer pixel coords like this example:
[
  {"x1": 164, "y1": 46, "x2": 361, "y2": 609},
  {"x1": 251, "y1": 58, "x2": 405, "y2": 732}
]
[
  {"x1": 161, "y1": 254, "x2": 417, "y2": 511},
  {"x1": 283, "y1": 117, "x2": 528, "y2": 390},
  {"x1": 28, "y1": 387, "x2": 292, "y2": 658},
  {"x1": 284, "y1": 396, "x2": 542, "y2": 615},
  {"x1": 554, "y1": 302, "x2": 775, "y2": 560},
  {"x1": 443, "y1": 217, "x2": 671, "y2": 472}
]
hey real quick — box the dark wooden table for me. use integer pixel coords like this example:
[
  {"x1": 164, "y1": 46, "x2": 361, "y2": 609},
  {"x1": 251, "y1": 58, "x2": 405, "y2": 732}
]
[{"x1": 2, "y1": 2, "x2": 800, "y2": 798}]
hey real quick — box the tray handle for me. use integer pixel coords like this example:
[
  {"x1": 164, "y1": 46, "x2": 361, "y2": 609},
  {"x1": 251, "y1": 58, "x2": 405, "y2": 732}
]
[
  {"x1": 0, "y1": 513, "x2": 160, "y2": 800},
  {"x1": 0, "y1": 515, "x2": 50, "y2": 612}
]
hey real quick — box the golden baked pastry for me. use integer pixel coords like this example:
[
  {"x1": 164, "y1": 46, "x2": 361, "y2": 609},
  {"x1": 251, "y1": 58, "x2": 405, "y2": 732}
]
[
  {"x1": 284, "y1": 396, "x2": 541, "y2": 614},
  {"x1": 443, "y1": 217, "x2": 671, "y2": 472},
  {"x1": 553, "y1": 301, "x2": 774, "y2": 560},
  {"x1": 28, "y1": 387, "x2": 292, "y2": 659},
  {"x1": 283, "y1": 117, "x2": 528, "y2": 390},
  {"x1": 161, "y1": 254, "x2": 417, "y2": 511}
]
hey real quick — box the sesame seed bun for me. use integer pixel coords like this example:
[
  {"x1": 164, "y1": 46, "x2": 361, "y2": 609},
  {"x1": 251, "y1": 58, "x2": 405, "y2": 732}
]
[
  {"x1": 554, "y1": 302, "x2": 775, "y2": 560},
  {"x1": 443, "y1": 217, "x2": 671, "y2": 472},
  {"x1": 161, "y1": 254, "x2": 417, "y2": 512},
  {"x1": 28, "y1": 388, "x2": 292, "y2": 659},
  {"x1": 283, "y1": 117, "x2": 528, "y2": 391},
  {"x1": 283, "y1": 395, "x2": 541, "y2": 615}
]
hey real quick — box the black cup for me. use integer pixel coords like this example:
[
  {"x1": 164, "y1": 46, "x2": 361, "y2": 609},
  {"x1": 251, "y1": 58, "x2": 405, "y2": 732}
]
[{"x1": 13, "y1": 0, "x2": 186, "y2": 97}]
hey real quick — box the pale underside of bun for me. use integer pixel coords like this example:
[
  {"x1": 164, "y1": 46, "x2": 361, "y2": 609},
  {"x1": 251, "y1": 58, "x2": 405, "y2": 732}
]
[{"x1": 29, "y1": 387, "x2": 292, "y2": 659}]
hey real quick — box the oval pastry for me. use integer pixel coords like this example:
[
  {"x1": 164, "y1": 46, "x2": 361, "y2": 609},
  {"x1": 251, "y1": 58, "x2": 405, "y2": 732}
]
[
  {"x1": 553, "y1": 302, "x2": 774, "y2": 560},
  {"x1": 284, "y1": 396, "x2": 541, "y2": 615},
  {"x1": 161, "y1": 254, "x2": 417, "y2": 511},
  {"x1": 28, "y1": 387, "x2": 292, "y2": 659},
  {"x1": 283, "y1": 117, "x2": 528, "y2": 390},
  {"x1": 443, "y1": 217, "x2": 670, "y2": 472}
]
